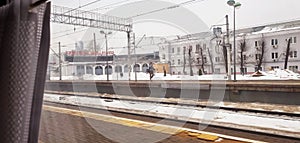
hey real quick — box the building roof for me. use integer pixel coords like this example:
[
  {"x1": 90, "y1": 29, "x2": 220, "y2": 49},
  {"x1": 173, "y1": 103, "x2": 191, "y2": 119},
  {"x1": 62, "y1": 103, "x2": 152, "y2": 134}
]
[{"x1": 237, "y1": 19, "x2": 300, "y2": 35}]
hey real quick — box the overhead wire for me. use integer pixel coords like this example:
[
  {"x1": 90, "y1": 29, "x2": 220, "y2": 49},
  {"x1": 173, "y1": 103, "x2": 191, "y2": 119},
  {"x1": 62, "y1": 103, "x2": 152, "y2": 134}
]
[
  {"x1": 89, "y1": 0, "x2": 133, "y2": 12},
  {"x1": 52, "y1": 0, "x2": 207, "y2": 38},
  {"x1": 128, "y1": 0, "x2": 206, "y2": 18},
  {"x1": 62, "y1": 0, "x2": 104, "y2": 14},
  {"x1": 51, "y1": 0, "x2": 210, "y2": 52},
  {"x1": 52, "y1": 28, "x2": 88, "y2": 40}
]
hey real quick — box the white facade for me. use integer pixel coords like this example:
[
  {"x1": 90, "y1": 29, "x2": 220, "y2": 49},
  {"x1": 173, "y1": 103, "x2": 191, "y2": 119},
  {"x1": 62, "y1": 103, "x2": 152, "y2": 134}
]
[
  {"x1": 160, "y1": 20, "x2": 300, "y2": 75},
  {"x1": 160, "y1": 32, "x2": 221, "y2": 75},
  {"x1": 50, "y1": 37, "x2": 163, "y2": 78}
]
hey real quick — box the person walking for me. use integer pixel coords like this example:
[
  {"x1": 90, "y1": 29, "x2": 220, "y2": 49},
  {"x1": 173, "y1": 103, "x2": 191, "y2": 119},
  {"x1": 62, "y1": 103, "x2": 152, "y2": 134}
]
[{"x1": 149, "y1": 62, "x2": 155, "y2": 80}]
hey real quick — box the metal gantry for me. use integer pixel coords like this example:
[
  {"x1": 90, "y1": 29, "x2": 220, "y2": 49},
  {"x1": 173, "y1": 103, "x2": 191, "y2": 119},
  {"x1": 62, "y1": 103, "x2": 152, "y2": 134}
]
[
  {"x1": 51, "y1": 5, "x2": 132, "y2": 32},
  {"x1": 51, "y1": 5, "x2": 135, "y2": 80}
]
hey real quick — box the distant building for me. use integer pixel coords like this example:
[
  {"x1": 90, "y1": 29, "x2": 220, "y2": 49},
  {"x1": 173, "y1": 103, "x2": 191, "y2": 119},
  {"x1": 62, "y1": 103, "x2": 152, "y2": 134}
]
[
  {"x1": 160, "y1": 32, "x2": 217, "y2": 75},
  {"x1": 160, "y1": 20, "x2": 300, "y2": 75},
  {"x1": 75, "y1": 41, "x2": 84, "y2": 51},
  {"x1": 51, "y1": 37, "x2": 164, "y2": 77}
]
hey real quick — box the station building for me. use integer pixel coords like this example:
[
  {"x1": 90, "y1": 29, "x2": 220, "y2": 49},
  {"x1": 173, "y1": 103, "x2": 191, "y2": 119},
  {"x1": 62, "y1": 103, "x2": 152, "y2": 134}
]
[{"x1": 49, "y1": 37, "x2": 164, "y2": 78}]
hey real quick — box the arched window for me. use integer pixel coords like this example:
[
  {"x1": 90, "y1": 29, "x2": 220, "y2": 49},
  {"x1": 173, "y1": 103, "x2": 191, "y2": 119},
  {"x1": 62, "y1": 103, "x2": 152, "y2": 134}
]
[
  {"x1": 133, "y1": 64, "x2": 140, "y2": 72},
  {"x1": 76, "y1": 65, "x2": 85, "y2": 75},
  {"x1": 105, "y1": 65, "x2": 113, "y2": 75},
  {"x1": 124, "y1": 65, "x2": 129, "y2": 73},
  {"x1": 86, "y1": 66, "x2": 93, "y2": 75},
  {"x1": 115, "y1": 65, "x2": 122, "y2": 73},
  {"x1": 142, "y1": 63, "x2": 148, "y2": 72},
  {"x1": 162, "y1": 54, "x2": 166, "y2": 59},
  {"x1": 95, "y1": 66, "x2": 103, "y2": 75}
]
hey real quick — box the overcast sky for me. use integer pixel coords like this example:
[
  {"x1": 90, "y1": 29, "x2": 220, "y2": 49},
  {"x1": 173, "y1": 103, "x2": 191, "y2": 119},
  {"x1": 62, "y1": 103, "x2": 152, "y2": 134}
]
[{"x1": 51, "y1": 0, "x2": 300, "y2": 49}]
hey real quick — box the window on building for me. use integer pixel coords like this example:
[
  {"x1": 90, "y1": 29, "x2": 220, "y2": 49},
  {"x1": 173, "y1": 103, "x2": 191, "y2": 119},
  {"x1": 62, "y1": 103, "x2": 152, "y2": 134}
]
[
  {"x1": 215, "y1": 57, "x2": 220, "y2": 62},
  {"x1": 215, "y1": 68, "x2": 221, "y2": 74},
  {"x1": 172, "y1": 48, "x2": 174, "y2": 53},
  {"x1": 255, "y1": 41, "x2": 258, "y2": 47},
  {"x1": 177, "y1": 59, "x2": 181, "y2": 65},
  {"x1": 271, "y1": 52, "x2": 278, "y2": 59},
  {"x1": 203, "y1": 56, "x2": 207, "y2": 63},
  {"x1": 271, "y1": 66, "x2": 280, "y2": 69},
  {"x1": 287, "y1": 37, "x2": 297, "y2": 44},
  {"x1": 95, "y1": 66, "x2": 103, "y2": 75},
  {"x1": 289, "y1": 37, "x2": 293, "y2": 43},
  {"x1": 162, "y1": 54, "x2": 166, "y2": 59},
  {"x1": 86, "y1": 66, "x2": 93, "y2": 75},
  {"x1": 271, "y1": 39, "x2": 278, "y2": 46},
  {"x1": 203, "y1": 44, "x2": 207, "y2": 50},
  {"x1": 196, "y1": 58, "x2": 200, "y2": 64},
  {"x1": 177, "y1": 47, "x2": 180, "y2": 54},
  {"x1": 289, "y1": 66, "x2": 298, "y2": 73},
  {"x1": 189, "y1": 45, "x2": 193, "y2": 51},
  {"x1": 255, "y1": 54, "x2": 262, "y2": 60},
  {"x1": 76, "y1": 65, "x2": 85, "y2": 75},
  {"x1": 243, "y1": 55, "x2": 247, "y2": 61},
  {"x1": 215, "y1": 45, "x2": 220, "y2": 54},
  {"x1": 290, "y1": 51, "x2": 297, "y2": 58},
  {"x1": 196, "y1": 44, "x2": 200, "y2": 53}
]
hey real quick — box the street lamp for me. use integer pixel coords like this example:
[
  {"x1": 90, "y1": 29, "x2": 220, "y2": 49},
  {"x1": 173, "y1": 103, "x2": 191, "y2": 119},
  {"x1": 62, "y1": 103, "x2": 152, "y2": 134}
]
[
  {"x1": 100, "y1": 30, "x2": 112, "y2": 81},
  {"x1": 227, "y1": 0, "x2": 241, "y2": 81}
]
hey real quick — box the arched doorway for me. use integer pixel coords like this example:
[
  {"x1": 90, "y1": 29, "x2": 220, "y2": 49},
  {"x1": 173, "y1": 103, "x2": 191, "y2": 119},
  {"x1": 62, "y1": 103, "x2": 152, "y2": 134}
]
[{"x1": 95, "y1": 66, "x2": 103, "y2": 75}]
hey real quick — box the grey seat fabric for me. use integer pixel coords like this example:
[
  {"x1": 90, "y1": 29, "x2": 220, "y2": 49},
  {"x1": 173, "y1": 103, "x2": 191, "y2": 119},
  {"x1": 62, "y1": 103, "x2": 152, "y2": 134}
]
[{"x1": 0, "y1": 1, "x2": 50, "y2": 143}]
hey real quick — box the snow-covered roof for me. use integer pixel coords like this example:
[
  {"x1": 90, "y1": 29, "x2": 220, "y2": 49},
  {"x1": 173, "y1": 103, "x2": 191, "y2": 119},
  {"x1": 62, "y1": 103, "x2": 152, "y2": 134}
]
[{"x1": 237, "y1": 19, "x2": 300, "y2": 35}]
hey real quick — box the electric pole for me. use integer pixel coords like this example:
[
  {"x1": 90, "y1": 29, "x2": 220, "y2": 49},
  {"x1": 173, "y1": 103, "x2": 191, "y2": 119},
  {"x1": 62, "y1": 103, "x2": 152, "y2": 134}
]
[
  {"x1": 93, "y1": 33, "x2": 97, "y2": 53},
  {"x1": 226, "y1": 15, "x2": 232, "y2": 80},
  {"x1": 59, "y1": 42, "x2": 62, "y2": 80}
]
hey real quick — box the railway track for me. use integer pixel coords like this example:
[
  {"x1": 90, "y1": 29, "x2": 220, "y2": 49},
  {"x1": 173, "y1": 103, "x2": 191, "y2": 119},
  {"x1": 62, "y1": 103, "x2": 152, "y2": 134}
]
[
  {"x1": 43, "y1": 101, "x2": 300, "y2": 143},
  {"x1": 45, "y1": 91, "x2": 300, "y2": 119}
]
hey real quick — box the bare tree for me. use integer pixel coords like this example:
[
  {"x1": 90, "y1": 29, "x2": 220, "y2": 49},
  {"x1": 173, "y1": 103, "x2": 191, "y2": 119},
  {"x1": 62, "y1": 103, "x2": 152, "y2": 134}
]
[
  {"x1": 183, "y1": 47, "x2": 186, "y2": 74},
  {"x1": 257, "y1": 36, "x2": 265, "y2": 71},
  {"x1": 222, "y1": 36, "x2": 228, "y2": 74},
  {"x1": 188, "y1": 46, "x2": 193, "y2": 76},
  {"x1": 207, "y1": 48, "x2": 214, "y2": 73},
  {"x1": 239, "y1": 37, "x2": 246, "y2": 75},
  {"x1": 284, "y1": 38, "x2": 291, "y2": 69},
  {"x1": 200, "y1": 47, "x2": 205, "y2": 74}
]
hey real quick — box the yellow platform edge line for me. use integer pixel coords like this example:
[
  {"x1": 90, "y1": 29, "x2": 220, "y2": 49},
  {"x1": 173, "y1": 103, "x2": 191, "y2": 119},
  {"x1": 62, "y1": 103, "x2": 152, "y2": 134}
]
[{"x1": 43, "y1": 105, "x2": 267, "y2": 143}]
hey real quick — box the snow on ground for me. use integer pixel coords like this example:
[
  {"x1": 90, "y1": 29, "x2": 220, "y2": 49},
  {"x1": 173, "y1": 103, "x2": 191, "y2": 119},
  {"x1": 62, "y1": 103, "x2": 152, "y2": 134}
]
[
  {"x1": 51, "y1": 69, "x2": 300, "y2": 81},
  {"x1": 44, "y1": 93, "x2": 300, "y2": 136}
]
